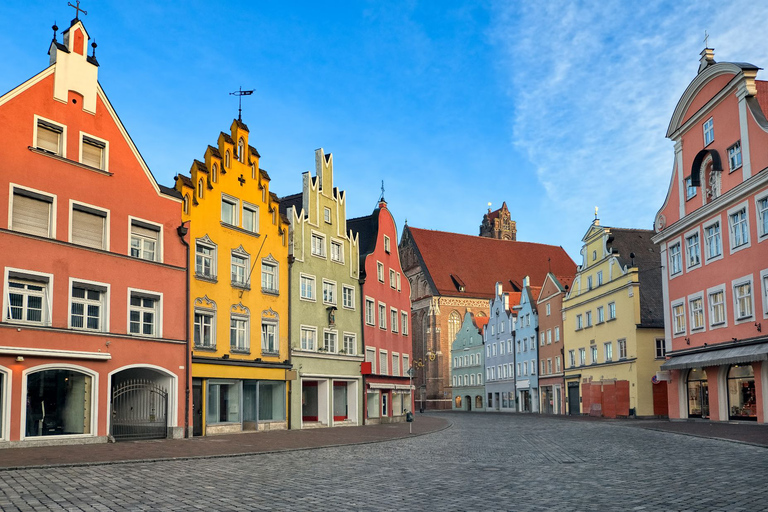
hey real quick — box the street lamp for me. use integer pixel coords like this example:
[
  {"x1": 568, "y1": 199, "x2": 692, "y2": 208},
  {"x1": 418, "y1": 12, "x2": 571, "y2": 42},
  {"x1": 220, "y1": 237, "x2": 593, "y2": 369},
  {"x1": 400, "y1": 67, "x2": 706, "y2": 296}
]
[{"x1": 406, "y1": 366, "x2": 416, "y2": 434}]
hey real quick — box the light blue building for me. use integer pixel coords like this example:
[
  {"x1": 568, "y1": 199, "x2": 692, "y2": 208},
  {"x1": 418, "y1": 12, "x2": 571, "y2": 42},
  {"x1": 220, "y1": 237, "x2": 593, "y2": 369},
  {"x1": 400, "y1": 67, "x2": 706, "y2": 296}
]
[
  {"x1": 450, "y1": 312, "x2": 487, "y2": 411},
  {"x1": 513, "y1": 278, "x2": 539, "y2": 412},
  {"x1": 484, "y1": 283, "x2": 517, "y2": 412}
]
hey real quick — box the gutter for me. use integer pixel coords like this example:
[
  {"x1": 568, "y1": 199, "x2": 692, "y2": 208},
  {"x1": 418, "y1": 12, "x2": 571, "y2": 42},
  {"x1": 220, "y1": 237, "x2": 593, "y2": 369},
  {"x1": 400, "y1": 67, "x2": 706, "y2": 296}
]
[{"x1": 177, "y1": 222, "x2": 191, "y2": 438}]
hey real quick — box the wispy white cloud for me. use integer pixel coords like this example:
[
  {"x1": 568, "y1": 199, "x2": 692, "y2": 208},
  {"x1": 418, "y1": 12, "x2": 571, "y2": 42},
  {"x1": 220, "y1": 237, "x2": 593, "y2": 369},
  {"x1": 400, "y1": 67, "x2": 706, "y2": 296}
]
[{"x1": 489, "y1": 0, "x2": 768, "y2": 251}]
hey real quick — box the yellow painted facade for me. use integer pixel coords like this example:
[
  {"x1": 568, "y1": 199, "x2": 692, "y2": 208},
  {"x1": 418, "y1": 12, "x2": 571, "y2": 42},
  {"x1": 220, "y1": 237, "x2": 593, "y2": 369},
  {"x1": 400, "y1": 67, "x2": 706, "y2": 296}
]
[
  {"x1": 175, "y1": 119, "x2": 292, "y2": 435},
  {"x1": 562, "y1": 221, "x2": 664, "y2": 417}
]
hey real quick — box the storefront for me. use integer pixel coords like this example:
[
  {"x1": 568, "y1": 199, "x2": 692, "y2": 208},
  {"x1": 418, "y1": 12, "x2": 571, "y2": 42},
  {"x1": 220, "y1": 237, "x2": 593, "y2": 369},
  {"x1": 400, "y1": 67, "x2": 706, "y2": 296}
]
[{"x1": 687, "y1": 368, "x2": 709, "y2": 419}]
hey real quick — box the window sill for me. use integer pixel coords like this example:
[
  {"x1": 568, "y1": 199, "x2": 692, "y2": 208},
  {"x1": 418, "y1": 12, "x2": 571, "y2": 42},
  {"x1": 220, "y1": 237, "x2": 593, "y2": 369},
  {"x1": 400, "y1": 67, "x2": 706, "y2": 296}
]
[
  {"x1": 29, "y1": 146, "x2": 113, "y2": 176},
  {"x1": 261, "y1": 350, "x2": 280, "y2": 357},
  {"x1": 221, "y1": 222, "x2": 261, "y2": 238},
  {"x1": 194, "y1": 345, "x2": 217, "y2": 351},
  {"x1": 195, "y1": 274, "x2": 217, "y2": 283},
  {"x1": 232, "y1": 282, "x2": 251, "y2": 290},
  {"x1": 262, "y1": 288, "x2": 279, "y2": 296},
  {"x1": 230, "y1": 348, "x2": 251, "y2": 355}
]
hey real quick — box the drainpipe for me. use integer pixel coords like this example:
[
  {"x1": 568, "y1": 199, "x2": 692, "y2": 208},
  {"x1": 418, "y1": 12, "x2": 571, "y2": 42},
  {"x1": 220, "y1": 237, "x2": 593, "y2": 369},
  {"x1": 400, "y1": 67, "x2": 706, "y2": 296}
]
[{"x1": 177, "y1": 221, "x2": 190, "y2": 438}]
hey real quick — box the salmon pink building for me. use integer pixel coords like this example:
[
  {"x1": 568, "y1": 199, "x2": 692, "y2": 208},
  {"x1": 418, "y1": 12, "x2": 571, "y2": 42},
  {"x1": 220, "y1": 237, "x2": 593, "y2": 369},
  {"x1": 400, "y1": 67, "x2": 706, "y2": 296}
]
[
  {"x1": 0, "y1": 17, "x2": 189, "y2": 446},
  {"x1": 349, "y1": 199, "x2": 413, "y2": 423},
  {"x1": 653, "y1": 48, "x2": 768, "y2": 423}
]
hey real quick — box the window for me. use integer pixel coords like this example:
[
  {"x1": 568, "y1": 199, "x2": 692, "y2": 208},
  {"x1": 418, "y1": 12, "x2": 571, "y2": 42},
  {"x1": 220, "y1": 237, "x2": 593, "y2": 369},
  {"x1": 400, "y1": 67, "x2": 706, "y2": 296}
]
[
  {"x1": 590, "y1": 344, "x2": 598, "y2": 364},
  {"x1": 365, "y1": 298, "x2": 375, "y2": 325},
  {"x1": 330, "y1": 240, "x2": 343, "y2": 263},
  {"x1": 396, "y1": 273, "x2": 401, "y2": 291},
  {"x1": 311, "y1": 233, "x2": 326, "y2": 257},
  {"x1": 585, "y1": 311, "x2": 592, "y2": 327},
  {"x1": 672, "y1": 302, "x2": 686, "y2": 335},
  {"x1": 323, "y1": 207, "x2": 331, "y2": 223},
  {"x1": 576, "y1": 314, "x2": 583, "y2": 330},
  {"x1": 597, "y1": 271, "x2": 603, "y2": 286},
  {"x1": 242, "y1": 203, "x2": 258, "y2": 233},
  {"x1": 366, "y1": 347, "x2": 376, "y2": 373},
  {"x1": 379, "y1": 302, "x2": 387, "y2": 329},
  {"x1": 587, "y1": 276, "x2": 593, "y2": 290},
  {"x1": 342, "y1": 285, "x2": 354, "y2": 309},
  {"x1": 556, "y1": 356, "x2": 561, "y2": 372},
  {"x1": 384, "y1": 235, "x2": 391, "y2": 253},
  {"x1": 604, "y1": 342, "x2": 613, "y2": 362},
  {"x1": 554, "y1": 326, "x2": 560, "y2": 342},
  {"x1": 81, "y1": 134, "x2": 106, "y2": 170},
  {"x1": 492, "y1": 344, "x2": 498, "y2": 357},
  {"x1": 261, "y1": 322, "x2": 277, "y2": 354},
  {"x1": 238, "y1": 138, "x2": 245, "y2": 163},
  {"x1": 569, "y1": 350, "x2": 575, "y2": 368},
  {"x1": 194, "y1": 309, "x2": 215, "y2": 349},
  {"x1": 734, "y1": 280, "x2": 753, "y2": 321},
  {"x1": 129, "y1": 292, "x2": 159, "y2": 337},
  {"x1": 758, "y1": 196, "x2": 768, "y2": 238},
  {"x1": 231, "y1": 251, "x2": 249, "y2": 288},
  {"x1": 579, "y1": 348, "x2": 586, "y2": 366},
  {"x1": 402, "y1": 312, "x2": 409, "y2": 335},
  {"x1": 11, "y1": 187, "x2": 54, "y2": 238},
  {"x1": 729, "y1": 206, "x2": 749, "y2": 249},
  {"x1": 322, "y1": 280, "x2": 336, "y2": 305},
  {"x1": 300, "y1": 326, "x2": 316, "y2": 351},
  {"x1": 230, "y1": 314, "x2": 249, "y2": 352},
  {"x1": 403, "y1": 354, "x2": 409, "y2": 375},
  {"x1": 261, "y1": 259, "x2": 278, "y2": 293},
  {"x1": 728, "y1": 141, "x2": 742, "y2": 171},
  {"x1": 198, "y1": 179, "x2": 205, "y2": 199},
  {"x1": 608, "y1": 302, "x2": 616, "y2": 320},
  {"x1": 377, "y1": 262, "x2": 384, "y2": 282},
  {"x1": 540, "y1": 360, "x2": 545, "y2": 375},
  {"x1": 70, "y1": 204, "x2": 107, "y2": 249},
  {"x1": 704, "y1": 221, "x2": 722, "y2": 260},
  {"x1": 300, "y1": 274, "x2": 316, "y2": 301},
  {"x1": 70, "y1": 283, "x2": 105, "y2": 331},
  {"x1": 211, "y1": 163, "x2": 218, "y2": 183},
  {"x1": 686, "y1": 232, "x2": 701, "y2": 268},
  {"x1": 392, "y1": 353, "x2": 400, "y2": 376},
  {"x1": 703, "y1": 117, "x2": 714, "y2": 146},
  {"x1": 221, "y1": 195, "x2": 238, "y2": 226},
  {"x1": 597, "y1": 306, "x2": 604, "y2": 323},
  {"x1": 343, "y1": 333, "x2": 356, "y2": 355},
  {"x1": 618, "y1": 339, "x2": 627, "y2": 359},
  {"x1": 6, "y1": 273, "x2": 51, "y2": 325},
  {"x1": 225, "y1": 150, "x2": 231, "y2": 168},
  {"x1": 35, "y1": 118, "x2": 64, "y2": 155},
  {"x1": 379, "y1": 350, "x2": 388, "y2": 375},
  {"x1": 183, "y1": 195, "x2": 190, "y2": 215},
  {"x1": 546, "y1": 329, "x2": 552, "y2": 344},
  {"x1": 130, "y1": 220, "x2": 160, "y2": 262},
  {"x1": 690, "y1": 296, "x2": 704, "y2": 330},
  {"x1": 389, "y1": 269, "x2": 397, "y2": 289},
  {"x1": 546, "y1": 303, "x2": 551, "y2": 316},
  {"x1": 709, "y1": 288, "x2": 726, "y2": 326},
  {"x1": 669, "y1": 243, "x2": 682, "y2": 275},
  {"x1": 685, "y1": 176, "x2": 697, "y2": 200},
  {"x1": 26, "y1": 369, "x2": 92, "y2": 436},
  {"x1": 517, "y1": 363, "x2": 522, "y2": 376},
  {"x1": 195, "y1": 239, "x2": 216, "y2": 279},
  {"x1": 655, "y1": 339, "x2": 666, "y2": 359},
  {"x1": 390, "y1": 308, "x2": 398, "y2": 332}
]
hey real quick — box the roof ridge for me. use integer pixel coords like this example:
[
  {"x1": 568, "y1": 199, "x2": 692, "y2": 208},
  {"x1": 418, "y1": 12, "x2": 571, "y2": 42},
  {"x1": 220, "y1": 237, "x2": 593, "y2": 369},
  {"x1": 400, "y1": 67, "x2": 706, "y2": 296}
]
[{"x1": 409, "y1": 226, "x2": 564, "y2": 249}]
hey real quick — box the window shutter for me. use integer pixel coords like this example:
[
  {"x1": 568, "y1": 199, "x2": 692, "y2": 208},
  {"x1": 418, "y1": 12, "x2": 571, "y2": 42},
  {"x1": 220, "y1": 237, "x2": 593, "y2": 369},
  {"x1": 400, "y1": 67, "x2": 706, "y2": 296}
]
[
  {"x1": 81, "y1": 138, "x2": 104, "y2": 169},
  {"x1": 12, "y1": 193, "x2": 50, "y2": 237},
  {"x1": 36, "y1": 123, "x2": 61, "y2": 154},
  {"x1": 132, "y1": 224, "x2": 159, "y2": 240},
  {"x1": 72, "y1": 209, "x2": 105, "y2": 249}
]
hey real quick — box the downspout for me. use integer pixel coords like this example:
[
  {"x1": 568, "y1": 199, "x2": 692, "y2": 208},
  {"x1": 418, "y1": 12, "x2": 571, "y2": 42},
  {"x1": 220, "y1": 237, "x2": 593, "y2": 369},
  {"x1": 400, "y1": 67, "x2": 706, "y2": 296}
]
[{"x1": 177, "y1": 221, "x2": 190, "y2": 438}]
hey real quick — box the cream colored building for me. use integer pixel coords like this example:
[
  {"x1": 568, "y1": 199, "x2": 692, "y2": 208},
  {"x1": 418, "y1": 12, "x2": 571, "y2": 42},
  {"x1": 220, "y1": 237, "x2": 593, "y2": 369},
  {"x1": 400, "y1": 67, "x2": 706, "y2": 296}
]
[{"x1": 562, "y1": 219, "x2": 666, "y2": 418}]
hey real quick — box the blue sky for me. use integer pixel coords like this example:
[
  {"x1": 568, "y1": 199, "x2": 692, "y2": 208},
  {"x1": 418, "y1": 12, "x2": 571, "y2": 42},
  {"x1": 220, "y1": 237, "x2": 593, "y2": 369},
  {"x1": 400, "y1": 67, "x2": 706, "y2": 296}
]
[{"x1": 2, "y1": 1, "x2": 767, "y2": 261}]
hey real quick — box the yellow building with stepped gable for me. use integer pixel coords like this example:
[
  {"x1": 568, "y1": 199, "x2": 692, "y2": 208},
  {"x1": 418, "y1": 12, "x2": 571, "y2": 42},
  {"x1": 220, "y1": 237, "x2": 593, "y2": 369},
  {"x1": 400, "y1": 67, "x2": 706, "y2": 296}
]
[
  {"x1": 175, "y1": 119, "x2": 292, "y2": 436},
  {"x1": 562, "y1": 216, "x2": 667, "y2": 418}
]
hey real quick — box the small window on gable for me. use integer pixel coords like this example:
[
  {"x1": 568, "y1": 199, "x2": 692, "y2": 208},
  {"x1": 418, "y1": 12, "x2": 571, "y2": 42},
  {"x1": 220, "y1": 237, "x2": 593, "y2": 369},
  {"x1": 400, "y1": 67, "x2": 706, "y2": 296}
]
[
  {"x1": 685, "y1": 176, "x2": 697, "y2": 200},
  {"x1": 221, "y1": 195, "x2": 238, "y2": 226},
  {"x1": 212, "y1": 163, "x2": 218, "y2": 183},
  {"x1": 81, "y1": 135, "x2": 106, "y2": 170},
  {"x1": 703, "y1": 117, "x2": 714, "y2": 146},
  {"x1": 251, "y1": 164, "x2": 256, "y2": 180},
  {"x1": 324, "y1": 207, "x2": 331, "y2": 224},
  {"x1": 243, "y1": 203, "x2": 259, "y2": 233},
  {"x1": 36, "y1": 118, "x2": 64, "y2": 156},
  {"x1": 198, "y1": 179, "x2": 205, "y2": 199},
  {"x1": 384, "y1": 235, "x2": 391, "y2": 253},
  {"x1": 238, "y1": 138, "x2": 245, "y2": 163},
  {"x1": 728, "y1": 141, "x2": 742, "y2": 172},
  {"x1": 225, "y1": 150, "x2": 231, "y2": 168},
  {"x1": 183, "y1": 195, "x2": 190, "y2": 215}
]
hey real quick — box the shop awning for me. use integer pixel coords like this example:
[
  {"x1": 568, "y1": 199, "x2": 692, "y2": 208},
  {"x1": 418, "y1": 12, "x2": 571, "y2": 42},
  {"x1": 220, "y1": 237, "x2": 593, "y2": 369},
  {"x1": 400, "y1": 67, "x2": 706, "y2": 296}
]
[{"x1": 661, "y1": 343, "x2": 768, "y2": 370}]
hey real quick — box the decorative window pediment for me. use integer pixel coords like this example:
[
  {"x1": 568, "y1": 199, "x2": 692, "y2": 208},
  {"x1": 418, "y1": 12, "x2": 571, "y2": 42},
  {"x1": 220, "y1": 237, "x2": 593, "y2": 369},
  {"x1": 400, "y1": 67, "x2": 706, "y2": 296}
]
[
  {"x1": 196, "y1": 234, "x2": 217, "y2": 247},
  {"x1": 262, "y1": 307, "x2": 279, "y2": 321},
  {"x1": 194, "y1": 295, "x2": 217, "y2": 310},
  {"x1": 232, "y1": 244, "x2": 250, "y2": 257},
  {"x1": 231, "y1": 302, "x2": 250, "y2": 316}
]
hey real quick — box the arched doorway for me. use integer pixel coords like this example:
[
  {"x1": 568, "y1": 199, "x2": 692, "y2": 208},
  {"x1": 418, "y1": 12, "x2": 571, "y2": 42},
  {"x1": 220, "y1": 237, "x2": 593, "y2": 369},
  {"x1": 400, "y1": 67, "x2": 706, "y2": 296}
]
[
  {"x1": 687, "y1": 368, "x2": 709, "y2": 419},
  {"x1": 465, "y1": 395, "x2": 472, "y2": 411},
  {"x1": 110, "y1": 366, "x2": 174, "y2": 440},
  {"x1": 475, "y1": 395, "x2": 483, "y2": 409},
  {"x1": 454, "y1": 395, "x2": 462, "y2": 409},
  {"x1": 727, "y1": 365, "x2": 756, "y2": 421}
]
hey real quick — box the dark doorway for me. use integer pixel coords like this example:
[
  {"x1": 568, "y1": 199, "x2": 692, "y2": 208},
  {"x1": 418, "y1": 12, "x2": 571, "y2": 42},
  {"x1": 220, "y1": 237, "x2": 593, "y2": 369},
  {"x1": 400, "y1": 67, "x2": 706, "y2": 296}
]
[
  {"x1": 192, "y1": 379, "x2": 202, "y2": 436},
  {"x1": 568, "y1": 382, "x2": 580, "y2": 415}
]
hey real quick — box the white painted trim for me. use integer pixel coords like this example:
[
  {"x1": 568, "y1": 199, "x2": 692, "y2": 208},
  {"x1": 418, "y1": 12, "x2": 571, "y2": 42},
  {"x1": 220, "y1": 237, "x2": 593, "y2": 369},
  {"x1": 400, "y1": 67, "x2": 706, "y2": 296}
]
[
  {"x1": 33, "y1": 114, "x2": 67, "y2": 158},
  {"x1": 0, "y1": 365, "x2": 10, "y2": 442},
  {"x1": 69, "y1": 198, "x2": 110, "y2": 250},
  {"x1": 687, "y1": 290, "x2": 706, "y2": 333},
  {"x1": 0, "y1": 346, "x2": 111, "y2": 360},
  {"x1": 0, "y1": 67, "x2": 54, "y2": 107},
  {"x1": 737, "y1": 91, "x2": 753, "y2": 180},
  {"x1": 731, "y1": 273, "x2": 756, "y2": 325},
  {"x1": 3, "y1": 267, "x2": 54, "y2": 326},
  {"x1": 67, "y1": 276, "x2": 111, "y2": 332},
  {"x1": 706, "y1": 283, "x2": 728, "y2": 330},
  {"x1": 760, "y1": 269, "x2": 768, "y2": 320},
  {"x1": 702, "y1": 215, "x2": 724, "y2": 265},
  {"x1": 726, "y1": 200, "x2": 751, "y2": 255},
  {"x1": 298, "y1": 273, "x2": 316, "y2": 302},
  {"x1": 667, "y1": 237, "x2": 683, "y2": 280},
  {"x1": 126, "y1": 287, "x2": 164, "y2": 338},
  {"x1": 754, "y1": 188, "x2": 768, "y2": 243},
  {"x1": 78, "y1": 130, "x2": 109, "y2": 172},
  {"x1": 683, "y1": 226, "x2": 702, "y2": 272},
  {"x1": 127, "y1": 215, "x2": 164, "y2": 263},
  {"x1": 8, "y1": 182, "x2": 58, "y2": 239}
]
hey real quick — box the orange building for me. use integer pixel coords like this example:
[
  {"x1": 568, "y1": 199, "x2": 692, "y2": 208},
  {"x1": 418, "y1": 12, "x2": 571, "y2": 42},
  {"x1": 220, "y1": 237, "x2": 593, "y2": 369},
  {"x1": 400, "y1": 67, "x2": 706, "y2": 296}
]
[
  {"x1": 653, "y1": 48, "x2": 768, "y2": 423},
  {"x1": 0, "y1": 17, "x2": 189, "y2": 445}
]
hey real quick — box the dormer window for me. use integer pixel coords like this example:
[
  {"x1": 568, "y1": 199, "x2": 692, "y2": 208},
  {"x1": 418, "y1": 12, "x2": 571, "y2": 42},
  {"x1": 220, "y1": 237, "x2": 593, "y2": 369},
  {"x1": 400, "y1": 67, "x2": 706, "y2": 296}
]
[
  {"x1": 238, "y1": 138, "x2": 245, "y2": 163},
  {"x1": 81, "y1": 134, "x2": 107, "y2": 170},
  {"x1": 35, "y1": 118, "x2": 64, "y2": 156},
  {"x1": 703, "y1": 117, "x2": 714, "y2": 146}
]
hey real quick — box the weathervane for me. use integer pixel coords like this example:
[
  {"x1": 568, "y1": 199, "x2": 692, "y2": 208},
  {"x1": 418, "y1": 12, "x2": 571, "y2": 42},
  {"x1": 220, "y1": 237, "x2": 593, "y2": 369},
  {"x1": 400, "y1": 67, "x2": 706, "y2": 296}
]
[
  {"x1": 380, "y1": 180, "x2": 385, "y2": 202},
  {"x1": 229, "y1": 87, "x2": 254, "y2": 122},
  {"x1": 68, "y1": 0, "x2": 87, "y2": 20}
]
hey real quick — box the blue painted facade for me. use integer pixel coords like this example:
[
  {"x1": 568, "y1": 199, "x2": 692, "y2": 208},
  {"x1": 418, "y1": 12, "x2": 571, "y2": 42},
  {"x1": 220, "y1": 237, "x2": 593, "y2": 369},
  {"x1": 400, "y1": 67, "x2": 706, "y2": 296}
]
[
  {"x1": 450, "y1": 312, "x2": 486, "y2": 411},
  {"x1": 513, "y1": 282, "x2": 539, "y2": 412},
  {"x1": 484, "y1": 283, "x2": 517, "y2": 412}
]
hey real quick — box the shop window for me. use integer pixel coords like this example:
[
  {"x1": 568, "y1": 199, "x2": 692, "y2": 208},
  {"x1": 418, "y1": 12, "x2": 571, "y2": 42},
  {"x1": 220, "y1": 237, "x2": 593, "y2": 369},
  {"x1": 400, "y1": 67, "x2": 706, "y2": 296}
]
[
  {"x1": 687, "y1": 368, "x2": 709, "y2": 419},
  {"x1": 727, "y1": 365, "x2": 757, "y2": 421},
  {"x1": 25, "y1": 369, "x2": 92, "y2": 437},
  {"x1": 207, "y1": 381, "x2": 240, "y2": 424},
  {"x1": 368, "y1": 391, "x2": 380, "y2": 418},
  {"x1": 258, "y1": 381, "x2": 285, "y2": 421}
]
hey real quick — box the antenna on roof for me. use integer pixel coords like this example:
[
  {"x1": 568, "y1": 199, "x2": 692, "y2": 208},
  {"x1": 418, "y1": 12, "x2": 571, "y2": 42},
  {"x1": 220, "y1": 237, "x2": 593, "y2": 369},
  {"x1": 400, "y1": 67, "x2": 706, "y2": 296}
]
[{"x1": 230, "y1": 86, "x2": 254, "y2": 122}]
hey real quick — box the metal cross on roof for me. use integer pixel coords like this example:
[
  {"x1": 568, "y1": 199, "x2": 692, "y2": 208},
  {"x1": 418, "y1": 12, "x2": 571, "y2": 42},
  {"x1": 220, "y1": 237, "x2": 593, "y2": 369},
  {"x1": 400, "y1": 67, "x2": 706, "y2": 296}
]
[
  {"x1": 68, "y1": 0, "x2": 87, "y2": 20},
  {"x1": 704, "y1": 30, "x2": 709, "y2": 48},
  {"x1": 229, "y1": 87, "x2": 254, "y2": 122},
  {"x1": 380, "y1": 180, "x2": 385, "y2": 201}
]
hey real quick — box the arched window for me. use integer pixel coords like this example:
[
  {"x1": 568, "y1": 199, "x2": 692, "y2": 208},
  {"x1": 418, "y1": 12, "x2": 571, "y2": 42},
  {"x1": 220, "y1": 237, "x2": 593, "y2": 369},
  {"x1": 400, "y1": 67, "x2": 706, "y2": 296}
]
[
  {"x1": 455, "y1": 396, "x2": 462, "y2": 408},
  {"x1": 470, "y1": 374, "x2": 475, "y2": 385},
  {"x1": 26, "y1": 368, "x2": 94, "y2": 436},
  {"x1": 687, "y1": 367, "x2": 709, "y2": 419},
  {"x1": 475, "y1": 395, "x2": 483, "y2": 409},
  {"x1": 447, "y1": 311, "x2": 461, "y2": 343},
  {"x1": 251, "y1": 164, "x2": 256, "y2": 180},
  {"x1": 183, "y1": 194, "x2": 190, "y2": 215},
  {"x1": 727, "y1": 364, "x2": 756, "y2": 421},
  {"x1": 225, "y1": 150, "x2": 231, "y2": 168},
  {"x1": 212, "y1": 163, "x2": 218, "y2": 183},
  {"x1": 452, "y1": 375, "x2": 456, "y2": 387},
  {"x1": 197, "y1": 179, "x2": 204, "y2": 199},
  {"x1": 238, "y1": 138, "x2": 245, "y2": 163}
]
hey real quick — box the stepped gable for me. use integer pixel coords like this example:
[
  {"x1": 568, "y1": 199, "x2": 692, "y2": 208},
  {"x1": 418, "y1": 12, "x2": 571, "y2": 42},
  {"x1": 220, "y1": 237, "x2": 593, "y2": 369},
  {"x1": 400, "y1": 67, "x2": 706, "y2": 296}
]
[
  {"x1": 605, "y1": 227, "x2": 663, "y2": 328},
  {"x1": 408, "y1": 227, "x2": 576, "y2": 299}
]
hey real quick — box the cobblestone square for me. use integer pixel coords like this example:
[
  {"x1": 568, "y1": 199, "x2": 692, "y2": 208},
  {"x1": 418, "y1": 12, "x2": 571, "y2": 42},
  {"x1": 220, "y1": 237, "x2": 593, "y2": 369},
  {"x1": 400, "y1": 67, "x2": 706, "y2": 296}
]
[{"x1": 0, "y1": 413, "x2": 766, "y2": 511}]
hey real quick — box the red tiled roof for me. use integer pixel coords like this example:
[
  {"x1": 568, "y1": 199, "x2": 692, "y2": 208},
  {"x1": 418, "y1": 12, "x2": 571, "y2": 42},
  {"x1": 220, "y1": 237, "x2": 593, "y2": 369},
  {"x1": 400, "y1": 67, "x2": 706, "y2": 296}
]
[
  {"x1": 408, "y1": 227, "x2": 576, "y2": 299},
  {"x1": 474, "y1": 316, "x2": 490, "y2": 331},
  {"x1": 756, "y1": 80, "x2": 768, "y2": 119}
]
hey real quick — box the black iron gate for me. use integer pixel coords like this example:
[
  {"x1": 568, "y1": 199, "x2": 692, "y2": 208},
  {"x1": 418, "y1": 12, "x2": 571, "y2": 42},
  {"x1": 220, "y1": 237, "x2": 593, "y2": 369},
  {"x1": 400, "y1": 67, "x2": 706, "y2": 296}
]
[{"x1": 111, "y1": 378, "x2": 168, "y2": 441}]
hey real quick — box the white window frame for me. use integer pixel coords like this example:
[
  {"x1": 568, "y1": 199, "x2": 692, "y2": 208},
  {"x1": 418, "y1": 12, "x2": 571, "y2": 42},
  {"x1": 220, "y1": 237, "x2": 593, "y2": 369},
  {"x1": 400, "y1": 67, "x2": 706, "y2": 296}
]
[
  {"x1": 727, "y1": 201, "x2": 751, "y2": 254},
  {"x1": 261, "y1": 320, "x2": 278, "y2": 354},
  {"x1": 390, "y1": 307, "x2": 398, "y2": 333},
  {"x1": 323, "y1": 207, "x2": 331, "y2": 224},
  {"x1": 300, "y1": 325, "x2": 317, "y2": 351},
  {"x1": 668, "y1": 238, "x2": 683, "y2": 277},
  {"x1": 618, "y1": 338, "x2": 627, "y2": 359},
  {"x1": 596, "y1": 306, "x2": 604, "y2": 324},
  {"x1": 69, "y1": 200, "x2": 109, "y2": 250},
  {"x1": 310, "y1": 231, "x2": 326, "y2": 258},
  {"x1": 685, "y1": 176, "x2": 697, "y2": 201},
  {"x1": 703, "y1": 117, "x2": 714, "y2": 146},
  {"x1": 608, "y1": 302, "x2": 616, "y2": 320},
  {"x1": 342, "y1": 332, "x2": 356, "y2": 355},
  {"x1": 330, "y1": 239, "x2": 344, "y2": 263},
  {"x1": 379, "y1": 349, "x2": 388, "y2": 375},
  {"x1": 230, "y1": 313, "x2": 250, "y2": 352},
  {"x1": 685, "y1": 228, "x2": 701, "y2": 271},
  {"x1": 193, "y1": 307, "x2": 216, "y2": 349},
  {"x1": 377, "y1": 261, "x2": 384, "y2": 282},
  {"x1": 401, "y1": 311, "x2": 409, "y2": 335},
  {"x1": 68, "y1": 278, "x2": 109, "y2": 332},
  {"x1": 231, "y1": 248, "x2": 250, "y2": 288},
  {"x1": 242, "y1": 202, "x2": 259, "y2": 234},
  {"x1": 128, "y1": 216, "x2": 163, "y2": 263},
  {"x1": 554, "y1": 326, "x2": 560, "y2": 342},
  {"x1": 9, "y1": 184, "x2": 56, "y2": 238},
  {"x1": 365, "y1": 297, "x2": 375, "y2": 325},
  {"x1": 300, "y1": 274, "x2": 316, "y2": 301},
  {"x1": 546, "y1": 303, "x2": 551, "y2": 316},
  {"x1": 671, "y1": 299, "x2": 686, "y2": 336},
  {"x1": 127, "y1": 288, "x2": 163, "y2": 338},
  {"x1": 760, "y1": 269, "x2": 768, "y2": 319},
  {"x1": 378, "y1": 302, "x2": 387, "y2": 330},
  {"x1": 366, "y1": 347, "x2": 376, "y2": 372},
  {"x1": 221, "y1": 194, "x2": 239, "y2": 226},
  {"x1": 389, "y1": 269, "x2": 397, "y2": 289},
  {"x1": 33, "y1": 115, "x2": 66, "y2": 157},
  {"x1": 688, "y1": 292, "x2": 705, "y2": 332},
  {"x1": 384, "y1": 235, "x2": 391, "y2": 253},
  {"x1": 707, "y1": 284, "x2": 728, "y2": 329},
  {"x1": 604, "y1": 342, "x2": 613, "y2": 362},
  {"x1": 392, "y1": 352, "x2": 400, "y2": 376},
  {"x1": 756, "y1": 191, "x2": 768, "y2": 242},
  {"x1": 322, "y1": 279, "x2": 337, "y2": 306},
  {"x1": 703, "y1": 217, "x2": 723, "y2": 264},
  {"x1": 79, "y1": 131, "x2": 109, "y2": 171},
  {"x1": 3, "y1": 268, "x2": 54, "y2": 326},
  {"x1": 261, "y1": 257, "x2": 279, "y2": 294},
  {"x1": 732, "y1": 275, "x2": 755, "y2": 324},
  {"x1": 727, "y1": 140, "x2": 742, "y2": 172},
  {"x1": 342, "y1": 285, "x2": 355, "y2": 310}
]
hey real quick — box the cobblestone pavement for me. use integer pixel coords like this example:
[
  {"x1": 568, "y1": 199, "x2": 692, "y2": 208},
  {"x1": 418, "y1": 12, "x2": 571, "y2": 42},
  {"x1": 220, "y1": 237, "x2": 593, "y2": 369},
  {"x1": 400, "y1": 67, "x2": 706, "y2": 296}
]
[{"x1": 1, "y1": 413, "x2": 767, "y2": 512}]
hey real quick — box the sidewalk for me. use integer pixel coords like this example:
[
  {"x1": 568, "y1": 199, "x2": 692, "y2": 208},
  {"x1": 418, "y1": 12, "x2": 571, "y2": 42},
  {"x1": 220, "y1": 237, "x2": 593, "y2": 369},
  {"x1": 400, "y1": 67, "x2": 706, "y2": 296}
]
[
  {"x1": 0, "y1": 415, "x2": 450, "y2": 470},
  {"x1": 618, "y1": 418, "x2": 768, "y2": 447}
]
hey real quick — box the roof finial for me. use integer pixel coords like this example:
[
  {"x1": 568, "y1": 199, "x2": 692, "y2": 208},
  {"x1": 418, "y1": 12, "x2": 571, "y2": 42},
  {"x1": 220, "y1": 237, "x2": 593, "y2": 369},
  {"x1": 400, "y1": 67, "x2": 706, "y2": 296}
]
[
  {"x1": 487, "y1": 201, "x2": 492, "y2": 213},
  {"x1": 229, "y1": 86, "x2": 254, "y2": 122},
  {"x1": 67, "y1": 0, "x2": 87, "y2": 21},
  {"x1": 379, "y1": 180, "x2": 385, "y2": 203},
  {"x1": 704, "y1": 30, "x2": 710, "y2": 49},
  {"x1": 91, "y1": 40, "x2": 97, "y2": 58},
  {"x1": 52, "y1": 22, "x2": 58, "y2": 42},
  {"x1": 594, "y1": 206, "x2": 600, "y2": 226}
]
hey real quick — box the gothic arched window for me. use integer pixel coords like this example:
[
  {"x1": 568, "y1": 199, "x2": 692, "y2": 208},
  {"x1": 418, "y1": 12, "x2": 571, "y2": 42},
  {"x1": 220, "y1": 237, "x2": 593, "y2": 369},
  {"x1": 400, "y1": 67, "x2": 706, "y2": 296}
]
[
  {"x1": 238, "y1": 138, "x2": 245, "y2": 163},
  {"x1": 448, "y1": 311, "x2": 461, "y2": 343}
]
